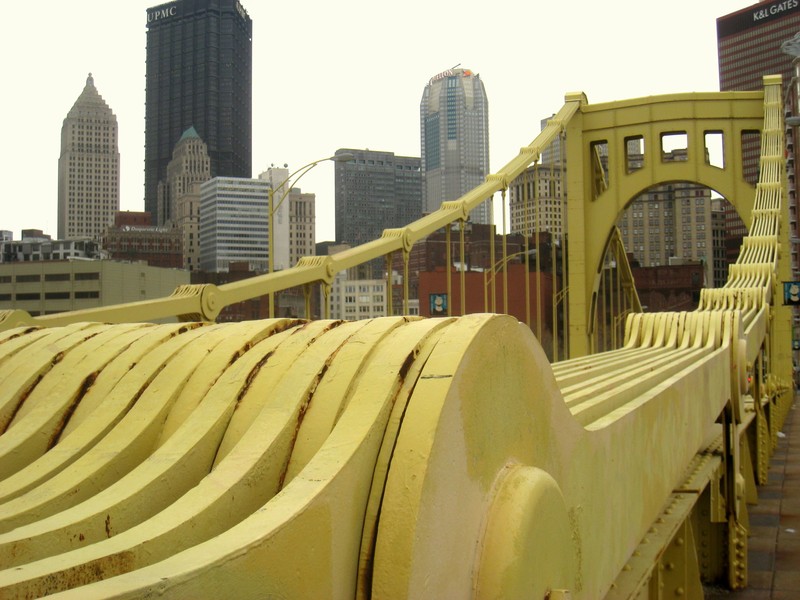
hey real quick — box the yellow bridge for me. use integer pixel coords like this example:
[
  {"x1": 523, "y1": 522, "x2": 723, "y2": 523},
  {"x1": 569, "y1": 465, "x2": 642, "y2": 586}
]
[{"x1": 0, "y1": 75, "x2": 794, "y2": 598}]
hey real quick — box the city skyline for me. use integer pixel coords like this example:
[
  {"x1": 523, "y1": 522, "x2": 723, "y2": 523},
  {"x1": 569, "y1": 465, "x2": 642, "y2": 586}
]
[{"x1": 3, "y1": 0, "x2": 759, "y2": 244}]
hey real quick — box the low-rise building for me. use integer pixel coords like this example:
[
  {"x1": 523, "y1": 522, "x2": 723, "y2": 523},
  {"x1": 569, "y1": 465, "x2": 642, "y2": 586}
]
[
  {"x1": 326, "y1": 271, "x2": 389, "y2": 321},
  {"x1": 1, "y1": 237, "x2": 101, "y2": 263},
  {"x1": 102, "y1": 212, "x2": 183, "y2": 269},
  {"x1": 0, "y1": 260, "x2": 188, "y2": 317}
]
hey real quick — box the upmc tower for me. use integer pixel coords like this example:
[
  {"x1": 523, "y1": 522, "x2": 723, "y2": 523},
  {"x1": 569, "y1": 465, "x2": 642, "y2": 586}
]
[{"x1": 144, "y1": 0, "x2": 253, "y2": 221}]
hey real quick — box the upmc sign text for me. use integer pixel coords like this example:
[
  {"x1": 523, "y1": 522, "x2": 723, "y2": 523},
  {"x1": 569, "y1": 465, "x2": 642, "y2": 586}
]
[{"x1": 147, "y1": 5, "x2": 177, "y2": 23}]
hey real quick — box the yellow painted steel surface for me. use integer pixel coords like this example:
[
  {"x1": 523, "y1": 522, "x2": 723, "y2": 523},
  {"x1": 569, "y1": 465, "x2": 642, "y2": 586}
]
[{"x1": 0, "y1": 77, "x2": 795, "y2": 598}]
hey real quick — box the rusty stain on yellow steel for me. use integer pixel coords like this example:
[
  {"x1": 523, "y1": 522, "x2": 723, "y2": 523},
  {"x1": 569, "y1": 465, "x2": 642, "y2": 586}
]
[
  {"x1": 0, "y1": 323, "x2": 203, "y2": 505},
  {"x1": 0, "y1": 323, "x2": 103, "y2": 434},
  {"x1": 0, "y1": 318, "x2": 361, "y2": 594},
  {"x1": 282, "y1": 316, "x2": 413, "y2": 483},
  {"x1": 0, "y1": 323, "x2": 154, "y2": 479},
  {"x1": 0, "y1": 317, "x2": 455, "y2": 598},
  {"x1": 0, "y1": 323, "x2": 229, "y2": 534},
  {"x1": 0, "y1": 320, "x2": 300, "y2": 571}
]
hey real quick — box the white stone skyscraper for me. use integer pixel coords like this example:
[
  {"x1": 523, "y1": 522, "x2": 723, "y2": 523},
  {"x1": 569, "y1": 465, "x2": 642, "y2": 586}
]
[
  {"x1": 157, "y1": 126, "x2": 211, "y2": 226},
  {"x1": 57, "y1": 74, "x2": 120, "y2": 240},
  {"x1": 420, "y1": 67, "x2": 490, "y2": 224}
]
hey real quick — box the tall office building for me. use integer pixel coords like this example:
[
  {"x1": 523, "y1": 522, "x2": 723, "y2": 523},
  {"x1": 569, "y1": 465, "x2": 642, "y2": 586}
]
[
  {"x1": 420, "y1": 67, "x2": 490, "y2": 224},
  {"x1": 145, "y1": 0, "x2": 253, "y2": 221},
  {"x1": 509, "y1": 165, "x2": 566, "y2": 241},
  {"x1": 57, "y1": 74, "x2": 120, "y2": 241},
  {"x1": 286, "y1": 189, "x2": 316, "y2": 268},
  {"x1": 157, "y1": 126, "x2": 211, "y2": 225},
  {"x1": 155, "y1": 126, "x2": 211, "y2": 270},
  {"x1": 258, "y1": 167, "x2": 317, "y2": 272},
  {"x1": 616, "y1": 181, "x2": 722, "y2": 288},
  {"x1": 258, "y1": 167, "x2": 290, "y2": 272},
  {"x1": 199, "y1": 177, "x2": 268, "y2": 272},
  {"x1": 334, "y1": 148, "x2": 422, "y2": 248},
  {"x1": 717, "y1": 1, "x2": 800, "y2": 92},
  {"x1": 176, "y1": 183, "x2": 204, "y2": 271}
]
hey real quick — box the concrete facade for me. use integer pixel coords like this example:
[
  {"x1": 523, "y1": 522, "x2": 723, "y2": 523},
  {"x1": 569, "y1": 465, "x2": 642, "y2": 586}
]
[
  {"x1": 0, "y1": 260, "x2": 188, "y2": 317},
  {"x1": 326, "y1": 271, "x2": 388, "y2": 321},
  {"x1": 257, "y1": 167, "x2": 317, "y2": 272},
  {"x1": 175, "y1": 183, "x2": 202, "y2": 271},
  {"x1": 199, "y1": 177, "x2": 269, "y2": 273},
  {"x1": 509, "y1": 164, "x2": 566, "y2": 241}
]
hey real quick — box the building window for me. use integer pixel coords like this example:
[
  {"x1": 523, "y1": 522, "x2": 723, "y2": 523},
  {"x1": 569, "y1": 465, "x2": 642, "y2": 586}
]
[
  {"x1": 75, "y1": 291, "x2": 100, "y2": 299},
  {"x1": 45, "y1": 292, "x2": 71, "y2": 300},
  {"x1": 74, "y1": 272, "x2": 100, "y2": 281},
  {"x1": 16, "y1": 274, "x2": 41, "y2": 283}
]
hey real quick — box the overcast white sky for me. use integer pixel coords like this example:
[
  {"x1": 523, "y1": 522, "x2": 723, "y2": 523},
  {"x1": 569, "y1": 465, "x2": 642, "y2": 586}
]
[{"x1": 2, "y1": 0, "x2": 759, "y2": 242}]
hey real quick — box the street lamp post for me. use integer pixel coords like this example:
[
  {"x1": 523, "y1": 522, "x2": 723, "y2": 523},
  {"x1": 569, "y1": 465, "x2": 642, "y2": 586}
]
[{"x1": 267, "y1": 153, "x2": 353, "y2": 318}]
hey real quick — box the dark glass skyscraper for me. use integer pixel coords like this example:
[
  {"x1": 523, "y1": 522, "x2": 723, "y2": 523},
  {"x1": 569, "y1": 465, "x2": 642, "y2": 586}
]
[
  {"x1": 334, "y1": 148, "x2": 422, "y2": 250},
  {"x1": 144, "y1": 0, "x2": 252, "y2": 222}
]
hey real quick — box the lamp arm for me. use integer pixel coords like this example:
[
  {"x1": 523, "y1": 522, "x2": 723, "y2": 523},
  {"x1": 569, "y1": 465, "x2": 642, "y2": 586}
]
[{"x1": 271, "y1": 159, "x2": 330, "y2": 213}]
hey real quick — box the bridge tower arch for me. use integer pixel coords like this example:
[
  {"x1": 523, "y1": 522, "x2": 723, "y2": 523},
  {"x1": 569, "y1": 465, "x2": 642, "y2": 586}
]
[{"x1": 564, "y1": 90, "x2": 765, "y2": 357}]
